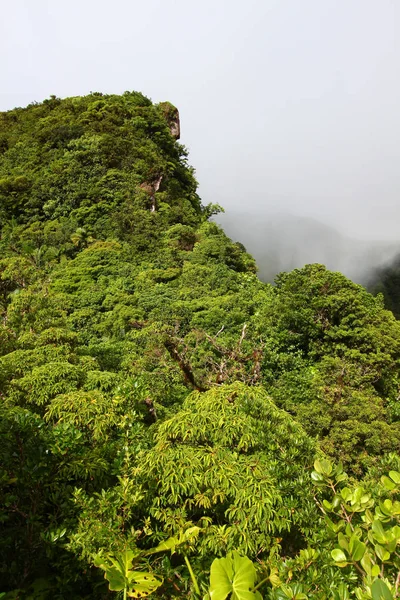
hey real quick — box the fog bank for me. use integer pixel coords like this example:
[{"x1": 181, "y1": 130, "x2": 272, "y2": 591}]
[{"x1": 219, "y1": 211, "x2": 400, "y2": 284}]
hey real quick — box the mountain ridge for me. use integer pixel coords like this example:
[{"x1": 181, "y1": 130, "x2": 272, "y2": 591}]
[{"x1": 1, "y1": 92, "x2": 400, "y2": 598}]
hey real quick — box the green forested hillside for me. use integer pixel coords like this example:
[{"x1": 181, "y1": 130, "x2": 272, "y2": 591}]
[{"x1": 1, "y1": 93, "x2": 400, "y2": 599}]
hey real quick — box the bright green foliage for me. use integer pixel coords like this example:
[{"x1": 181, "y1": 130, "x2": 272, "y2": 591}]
[
  {"x1": 206, "y1": 551, "x2": 262, "y2": 600},
  {"x1": 134, "y1": 383, "x2": 316, "y2": 556},
  {"x1": 0, "y1": 92, "x2": 201, "y2": 239},
  {"x1": 205, "y1": 462, "x2": 400, "y2": 599},
  {"x1": 65, "y1": 383, "x2": 316, "y2": 572},
  {"x1": 94, "y1": 549, "x2": 162, "y2": 598},
  {"x1": 2, "y1": 92, "x2": 400, "y2": 598},
  {"x1": 93, "y1": 528, "x2": 200, "y2": 598},
  {"x1": 261, "y1": 264, "x2": 400, "y2": 472},
  {"x1": 266, "y1": 461, "x2": 400, "y2": 598}
]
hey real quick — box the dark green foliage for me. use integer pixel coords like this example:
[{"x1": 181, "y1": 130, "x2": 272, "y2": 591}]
[{"x1": 369, "y1": 253, "x2": 400, "y2": 319}]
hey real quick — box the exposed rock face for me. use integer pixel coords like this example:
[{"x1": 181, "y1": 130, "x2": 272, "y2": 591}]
[
  {"x1": 140, "y1": 174, "x2": 163, "y2": 212},
  {"x1": 169, "y1": 114, "x2": 180, "y2": 140},
  {"x1": 158, "y1": 101, "x2": 180, "y2": 140},
  {"x1": 138, "y1": 102, "x2": 181, "y2": 213}
]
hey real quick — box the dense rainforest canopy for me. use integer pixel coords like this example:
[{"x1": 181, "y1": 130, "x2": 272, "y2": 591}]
[{"x1": 1, "y1": 92, "x2": 400, "y2": 599}]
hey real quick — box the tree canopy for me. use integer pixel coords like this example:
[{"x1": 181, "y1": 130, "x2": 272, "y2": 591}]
[{"x1": 1, "y1": 92, "x2": 400, "y2": 599}]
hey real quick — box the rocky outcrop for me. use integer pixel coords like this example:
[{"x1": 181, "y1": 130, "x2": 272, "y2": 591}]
[
  {"x1": 158, "y1": 101, "x2": 180, "y2": 140},
  {"x1": 140, "y1": 174, "x2": 163, "y2": 212}
]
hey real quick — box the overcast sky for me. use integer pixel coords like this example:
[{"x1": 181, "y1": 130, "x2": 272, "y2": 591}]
[{"x1": 1, "y1": 0, "x2": 400, "y2": 247}]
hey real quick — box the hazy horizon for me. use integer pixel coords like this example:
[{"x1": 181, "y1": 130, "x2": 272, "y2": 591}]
[
  {"x1": 218, "y1": 210, "x2": 400, "y2": 284},
  {"x1": 2, "y1": 0, "x2": 400, "y2": 276}
]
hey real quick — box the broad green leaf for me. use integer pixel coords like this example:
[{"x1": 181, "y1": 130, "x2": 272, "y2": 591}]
[
  {"x1": 349, "y1": 538, "x2": 366, "y2": 561},
  {"x1": 336, "y1": 473, "x2": 348, "y2": 483},
  {"x1": 331, "y1": 549, "x2": 347, "y2": 563},
  {"x1": 331, "y1": 546, "x2": 349, "y2": 568},
  {"x1": 360, "y1": 494, "x2": 371, "y2": 505},
  {"x1": 383, "y1": 499, "x2": 392, "y2": 511},
  {"x1": 379, "y1": 500, "x2": 394, "y2": 517},
  {"x1": 269, "y1": 567, "x2": 282, "y2": 587},
  {"x1": 374, "y1": 544, "x2": 390, "y2": 562},
  {"x1": 381, "y1": 476, "x2": 396, "y2": 491},
  {"x1": 341, "y1": 488, "x2": 351, "y2": 501},
  {"x1": 360, "y1": 550, "x2": 373, "y2": 575},
  {"x1": 338, "y1": 533, "x2": 349, "y2": 551},
  {"x1": 126, "y1": 571, "x2": 163, "y2": 598},
  {"x1": 392, "y1": 525, "x2": 400, "y2": 540},
  {"x1": 313, "y1": 459, "x2": 331, "y2": 475},
  {"x1": 313, "y1": 459, "x2": 324, "y2": 474},
  {"x1": 147, "y1": 526, "x2": 200, "y2": 555},
  {"x1": 311, "y1": 471, "x2": 325, "y2": 484},
  {"x1": 146, "y1": 536, "x2": 179, "y2": 555},
  {"x1": 319, "y1": 459, "x2": 333, "y2": 475},
  {"x1": 93, "y1": 549, "x2": 162, "y2": 597},
  {"x1": 389, "y1": 470, "x2": 400, "y2": 484},
  {"x1": 371, "y1": 579, "x2": 393, "y2": 600},
  {"x1": 371, "y1": 565, "x2": 381, "y2": 577},
  {"x1": 353, "y1": 487, "x2": 364, "y2": 504},
  {"x1": 209, "y1": 551, "x2": 259, "y2": 600},
  {"x1": 101, "y1": 565, "x2": 126, "y2": 592},
  {"x1": 371, "y1": 521, "x2": 388, "y2": 545},
  {"x1": 94, "y1": 549, "x2": 137, "y2": 591}
]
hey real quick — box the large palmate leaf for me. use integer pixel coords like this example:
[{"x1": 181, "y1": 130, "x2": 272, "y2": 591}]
[
  {"x1": 94, "y1": 549, "x2": 162, "y2": 597},
  {"x1": 94, "y1": 549, "x2": 136, "y2": 591},
  {"x1": 208, "y1": 551, "x2": 262, "y2": 600},
  {"x1": 126, "y1": 572, "x2": 162, "y2": 598}
]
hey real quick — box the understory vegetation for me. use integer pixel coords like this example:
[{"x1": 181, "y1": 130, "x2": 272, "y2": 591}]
[{"x1": 1, "y1": 92, "x2": 400, "y2": 599}]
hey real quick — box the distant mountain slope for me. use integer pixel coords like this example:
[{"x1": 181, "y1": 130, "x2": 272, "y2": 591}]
[
  {"x1": 368, "y1": 252, "x2": 400, "y2": 318},
  {"x1": 219, "y1": 211, "x2": 400, "y2": 284}
]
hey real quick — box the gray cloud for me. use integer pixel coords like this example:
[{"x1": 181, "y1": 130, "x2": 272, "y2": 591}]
[
  {"x1": 218, "y1": 211, "x2": 399, "y2": 284},
  {"x1": 2, "y1": 0, "x2": 400, "y2": 277}
]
